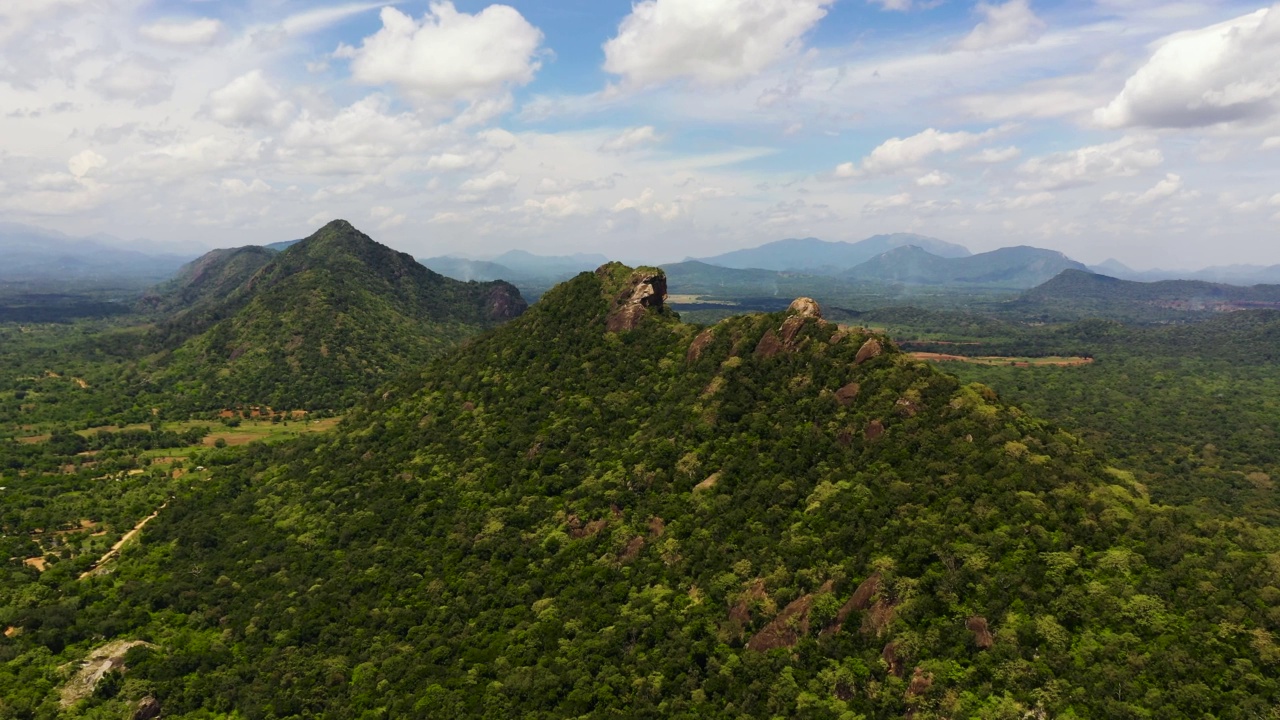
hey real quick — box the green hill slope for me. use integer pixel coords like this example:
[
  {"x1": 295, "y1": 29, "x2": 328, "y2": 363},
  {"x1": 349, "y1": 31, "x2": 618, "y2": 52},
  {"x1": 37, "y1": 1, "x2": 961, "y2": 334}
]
[
  {"x1": 12, "y1": 263, "x2": 1277, "y2": 718},
  {"x1": 149, "y1": 220, "x2": 527, "y2": 410},
  {"x1": 139, "y1": 245, "x2": 277, "y2": 319}
]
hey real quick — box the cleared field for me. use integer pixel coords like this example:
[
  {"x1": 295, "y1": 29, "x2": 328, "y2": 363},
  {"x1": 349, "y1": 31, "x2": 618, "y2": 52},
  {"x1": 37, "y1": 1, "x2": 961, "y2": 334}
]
[
  {"x1": 911, "y1": 352, "x2": 1094, "y2": 367},
  {"x1": 12, "y1": 417, "x2": 343, "y2": 450}
]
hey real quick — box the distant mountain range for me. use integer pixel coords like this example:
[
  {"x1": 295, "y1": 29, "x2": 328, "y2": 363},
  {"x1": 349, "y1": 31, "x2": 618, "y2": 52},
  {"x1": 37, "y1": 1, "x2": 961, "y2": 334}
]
[
  {"x1": 692, "y1": 234, "x2": 971, "y2": 273},
  {"x1": 665, "y1": 243, "x2": 1090, "y2": 293},
  {"x1": 844, "y1": 245, "x2": 1089, "y2": 288},
  {"x1": 0, "y1": 222, "x2": 197, "y2": 284},
  {"x1": 419, "y1": 250, "x2": 610, "y2": 296},
  {"x1": 1089, "y1": 258, "x2": 1280, "y2": 285}
]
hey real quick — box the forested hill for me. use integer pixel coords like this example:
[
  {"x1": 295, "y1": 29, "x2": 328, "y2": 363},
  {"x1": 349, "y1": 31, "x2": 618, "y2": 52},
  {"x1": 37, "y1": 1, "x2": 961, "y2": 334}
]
[
  {"x1": 145, "y1": 220, "x2": 528, "y2": 410},
  {"x1": 138, "y1": 245, "x2": 277, "y2": 317},
  {"x1": 12, "y1": 263, "x2": 1278, "y2": 718},
  {"x1": 1013, "y1": 269, "x2": 1280, "y2": 321}
]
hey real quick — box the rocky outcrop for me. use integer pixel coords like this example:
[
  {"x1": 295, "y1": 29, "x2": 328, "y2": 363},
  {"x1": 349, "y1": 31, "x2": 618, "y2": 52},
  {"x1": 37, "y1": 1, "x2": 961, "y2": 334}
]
[
  {"x1": 687, "y1": 327, "x2": 716, "y2": 363},
  {"x1": 865, "y1": 419, "x2": 885, "y2": 441},
  {"x1": 605, "y1": 268, "x2": 667, "y2": 332},
  {"x1": 694, "y1": 472, "x2": 721, "y2": 492},
  {"x1": 840, "y1": 574, "x2": 880, "y2": 619},
  {"x1": 759, "y1": 297, "x2": 830, "y2": 358},
  {"x1": 787, "y1": 297, "x2": 822, "y2": 319},
  {"x1": 882, "y1": 641, "x2": 904, "y2": 677},
  {"x1": 835, "y1": 382, "x2": 861, "y2": 406},
  {"x1": 59, "y1": 640, "x2": 156, "y2": 707},
  {"x1": 754, "y1": 329, "x2": 785, "y2": 358},
  {"x1": 855, "y1": 338, "x2": 884, "y2": 365},
  {"x1": 747, "y1": 579, "x2": 836, "y2": 652},
  {"x1": 485, "y1": 282, "x2": 528, "y2": 321},
  {"x1": 133, "y1": 696, "x2": 162, "y2": 720},
  {"x1": 966, "y1": 616, "x2": 994, "y2": 649}
]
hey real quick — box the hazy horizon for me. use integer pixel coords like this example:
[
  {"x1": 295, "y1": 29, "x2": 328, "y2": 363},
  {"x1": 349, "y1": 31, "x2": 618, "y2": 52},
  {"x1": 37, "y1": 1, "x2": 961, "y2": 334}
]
[{"x1": 2, "y1": 1, "x2": 1278, "y2": 268}]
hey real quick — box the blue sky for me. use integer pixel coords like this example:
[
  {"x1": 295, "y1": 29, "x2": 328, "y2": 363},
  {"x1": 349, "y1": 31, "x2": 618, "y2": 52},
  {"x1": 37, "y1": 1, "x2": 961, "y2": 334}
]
[{"x1": 1, "y1": 0, "x2": 1278, "y2": 268}]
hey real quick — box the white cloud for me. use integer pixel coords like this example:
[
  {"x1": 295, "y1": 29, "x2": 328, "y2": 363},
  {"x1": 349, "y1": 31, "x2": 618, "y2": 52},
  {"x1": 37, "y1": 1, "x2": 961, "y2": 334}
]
[
  {"x1": 977, "y1": 191, "x2": 1053, "y2": 212},
  {"x1": 378, "y1": 213, "x2": 407, "y2": 230},
  {"x1": 868, "y1": 0, "x2": 912, "y2": 10},
  {"x1": 600, "y1": 126, "x2": 662, "y2": 153},
  {"x1": 282, "y1": 3, "x2": 389, "y2": 37},
  {"x1": 969, "y1": 146, "x2": 1021, "y2": 163},
  {"x1": 1095, "y1": 7, "x2": 1280, "y2": 129},
  {"x1": 68, "y1": 150, "x2": 107, "y2": 179},
  {"x1": 955, "y1": 0, "x2": 1046, "y2": 52},
  {"x1": 863, "y1": 192, "x2": 912, "y2": 214},
  {"x1": 429, "y1": 211, "x2": 466, "y2": 224},
  {"x1": 1262, "y1": 136, "x2": 1280, "y2": 150},
  {"x1": 1104, "y1": 173, "x2": 1184, "y2": 205},
  {"x1": 220, "y1": 178, "x2": 271, "y2": 196},
  {"x1": 206, "y1": 71, "x2": 295, "y2": 128},
  {"x1": 280, "y1": 95, "x2": 440, "y2": 175},
  {"x1": 342, "y1": 3, "x2": 543, "y2": 114},
  {"x1": 603, "y1": 0, "x2": 834, "y2": 86},
  {"x1": 612, "y1": 187, "x2": 684, "y2": 220},
  {"x1": 1018, "y1": 136, "x2": 1163, "y2": 191},
  {"x1": 460, "y1": 170, "x2": 519, "y2": 194},
  {"x1": 840, "y1": 127, "x2": 1001, "y2": 177},
  {"x1": 523, "y1": 193, "x2": 588, "y2": 218},
  {"x1": 1134, "y1": 173, "x2": 1183, "y2": 204},
  {"x1": 139, "y1": 18, "x2": 223, "y2": 45},
  {"x1": 916, "y1": 170, "x2": 952, "y2": 187},
  {"x1": 93, "y1": 56, "x2": 173, "y2": 106}
]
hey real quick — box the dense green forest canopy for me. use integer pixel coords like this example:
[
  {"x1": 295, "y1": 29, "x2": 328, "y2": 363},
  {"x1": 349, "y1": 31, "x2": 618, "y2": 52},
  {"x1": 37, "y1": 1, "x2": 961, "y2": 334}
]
[{"x1": 3, "y1": 264, "x2": 1278, "y2": 719}]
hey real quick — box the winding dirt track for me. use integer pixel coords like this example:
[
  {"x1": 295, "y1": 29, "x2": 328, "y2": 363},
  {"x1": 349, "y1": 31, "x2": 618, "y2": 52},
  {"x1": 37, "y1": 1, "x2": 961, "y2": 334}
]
[{"x1": 79, "y1": 503, "x2": 167, "y2": 579}]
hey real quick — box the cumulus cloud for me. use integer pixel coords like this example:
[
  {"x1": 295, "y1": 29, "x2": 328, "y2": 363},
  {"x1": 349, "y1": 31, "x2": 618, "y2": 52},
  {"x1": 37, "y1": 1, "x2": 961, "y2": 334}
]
[
  {"x1": 838, "y1": 127, "x2": 1001, "y2": 177},
  {"x1": 1094, "y1": 6, "x2": 1280, "y2": 129},
  {"x1": 523, "y1": 193, "x2": 588, "y2": 218},
  {"x1": 600, "y1": 126, "x2": 662, "y2": 153},
  {"x1": 280, "y1": 95, "x2": 441, "y2": 175},
  {"x1": 969, "y1": 146, "x2": 1022, "y2": 163},
  {"x1": 612, "y1": 187, "x2": 684, "y2": 220},
  {"x1": 1103, "y1": 173, "x2": 1184, "y2": 205},
  {"x1": 340, "y1": 3, "x2": 543, "y2": 113},
  {"x1": 977, "y1": 191, "x2": 1053, "y2": 212},
  {"x1": 603, "y1": 0, "x2": 834, "y2": 86},
  {"x1": 460, "y1": 170, "x2": 519, "y2": 194},
  {"x1": 68, "y1": 150, "x2": 107, "y2": 179},
  {"x1": 863, "y1": 192, "x2": 912, "y2": 214},
  {"x1": 139, "y1": 18, "x2": 223, "y2": 45},
  {"x1": 93, "y1": 56, "x2": 173, "y2": 106},
  {"x1": 955, "y1": 0, "x2": 1045, "y2": 52},
  {"x1": 1018, "y1": 136, "x2": 1163, "y2": 191},
  {"x1": 868, "y1": 0, "x2": 913, "y2": 10},
  {"x1": 220, "y1": 178, "x2": 271, "y2": 196},
  {"x1": 916, "y1": 171, "x2": 952, "y2": 187},
  {"x1": 205, "y1": 71, "x2": 295, "y2": 128}
]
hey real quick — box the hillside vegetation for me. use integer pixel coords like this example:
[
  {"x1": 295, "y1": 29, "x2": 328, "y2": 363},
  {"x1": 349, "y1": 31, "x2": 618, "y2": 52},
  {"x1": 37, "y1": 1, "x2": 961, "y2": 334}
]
[
  {"x1": 144, "y1": 220, "x2": 527, "y2": 411},
  {"x1": 4, "y1": 265, "x2": 1277, "y2": 719}
]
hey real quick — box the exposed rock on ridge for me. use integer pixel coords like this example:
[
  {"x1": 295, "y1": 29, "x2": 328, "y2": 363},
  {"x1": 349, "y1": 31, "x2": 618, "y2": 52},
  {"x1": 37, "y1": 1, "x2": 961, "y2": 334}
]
[{"x1": 603, "y1": 265, "x2": 668, "y2": 332}]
